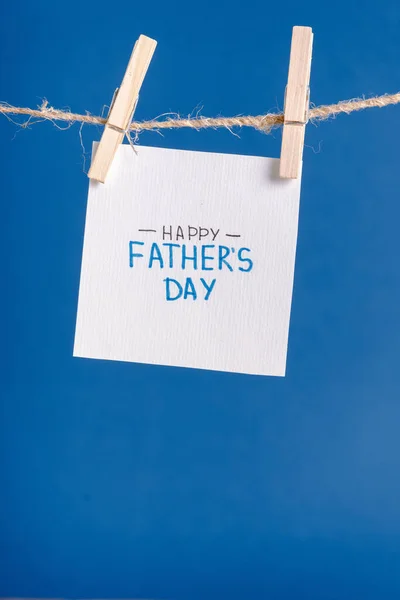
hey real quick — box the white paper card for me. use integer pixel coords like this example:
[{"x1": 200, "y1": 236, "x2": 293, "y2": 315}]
[{"x1": 74, "y1": 144, "x2": 302, "y2": 376}]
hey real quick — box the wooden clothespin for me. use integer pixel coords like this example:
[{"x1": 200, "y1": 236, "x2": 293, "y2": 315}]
[
  {"x1": 280, "y1": 26, "x2": 313, "y2": 179},
  {"x1": 88, "y1": 34, "x2": 157, "y2": 183}
]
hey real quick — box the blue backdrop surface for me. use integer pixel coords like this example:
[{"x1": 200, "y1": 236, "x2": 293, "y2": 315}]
[{"x1": 1, "y1": 1, "x2": 400, "y2": 599}]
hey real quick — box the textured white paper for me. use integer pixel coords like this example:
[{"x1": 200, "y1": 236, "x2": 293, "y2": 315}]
[{"x1": 74, "y1": 144, "x2": 302, "y2": 376}]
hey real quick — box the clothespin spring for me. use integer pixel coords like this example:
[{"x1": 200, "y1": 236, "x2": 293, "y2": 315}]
[
  {"x1": 283, "y1": 86, "x2": 310, "y2": 126},
  {"x1": 104, "y1": 88, "x2": 139, "y2": 153}
]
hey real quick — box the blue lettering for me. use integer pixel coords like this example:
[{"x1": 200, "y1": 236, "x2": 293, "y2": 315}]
[
  {"x1": 200, "y1": 278, "x2": 216, "y2": 300},
  {"x1": 163, "y1": 243, "x2": 180, "y2": 268},
  {"x1": 149, "y1": 242, "x2": 164, "y2": 269},
  {"x1": 238, "y1": 247, "x2": 253, "y2": 272},
  {"x1": 218, "y1": 245, "x2": 233, "y2": 271},
  {"x1": 201, "y1": 244, "x2": 215, "y2": 270},
  {"x1": 182, "y1": 244, "x2": 198, "y2": 270},
  {"x1": 129, "y1": 241, "x2": 144, "y2": 267},
  {"x1": 164, "y1": 278, "x2": 182, "y2": 301},
  {"x1": 183, "y1": 277, "x2": 197, "y2": 300}
]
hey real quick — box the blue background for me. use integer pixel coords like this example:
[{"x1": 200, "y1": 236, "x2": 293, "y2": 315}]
[{"x1": 2, "y1": 1, "x2": 400, "y2": 598}]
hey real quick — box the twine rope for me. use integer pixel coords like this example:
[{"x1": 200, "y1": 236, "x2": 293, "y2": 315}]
[{"x1": 1, "y1": 92, "x2": 399, "y2": 134}]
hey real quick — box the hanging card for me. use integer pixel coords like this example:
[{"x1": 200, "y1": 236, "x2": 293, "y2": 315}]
[{"x1": 74, "y1": 144, "x2": 302, "y2": 376}]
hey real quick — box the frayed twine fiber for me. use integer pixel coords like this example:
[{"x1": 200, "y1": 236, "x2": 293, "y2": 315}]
[{"x1": 1, "y1": 93, "x2": 400, "y2": 133}]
